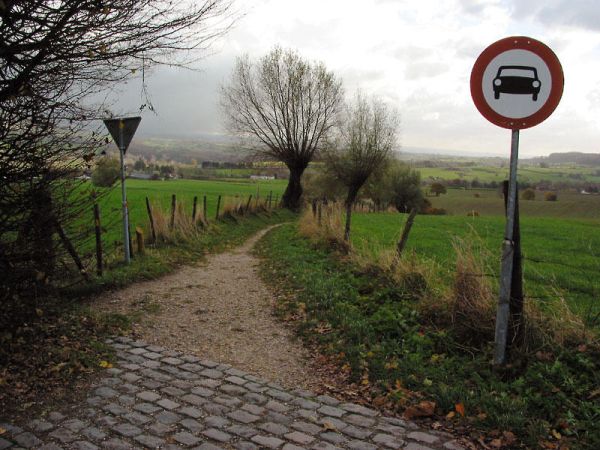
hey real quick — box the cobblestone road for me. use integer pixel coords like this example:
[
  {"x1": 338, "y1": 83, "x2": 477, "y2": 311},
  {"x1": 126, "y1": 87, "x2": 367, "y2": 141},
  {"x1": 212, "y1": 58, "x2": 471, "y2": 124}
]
[{"x1": 0, "y1": 337, "x2": 464, "y2": 450}]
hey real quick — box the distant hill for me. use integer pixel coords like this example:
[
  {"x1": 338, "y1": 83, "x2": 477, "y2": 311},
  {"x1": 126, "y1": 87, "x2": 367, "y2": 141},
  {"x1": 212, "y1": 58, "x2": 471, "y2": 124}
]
[
  {"x1": 526, "y1": 152, "x2": 600, "y2": 166},
  {"x1": 127, "y1": 138, "x2": 251, "y2": 164}
]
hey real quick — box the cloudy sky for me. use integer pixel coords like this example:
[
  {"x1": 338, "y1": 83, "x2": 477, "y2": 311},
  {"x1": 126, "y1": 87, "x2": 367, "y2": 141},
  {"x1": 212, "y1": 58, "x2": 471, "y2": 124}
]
[{"x1": 111, "y1": 0, "x2": 600, "y2": 157}]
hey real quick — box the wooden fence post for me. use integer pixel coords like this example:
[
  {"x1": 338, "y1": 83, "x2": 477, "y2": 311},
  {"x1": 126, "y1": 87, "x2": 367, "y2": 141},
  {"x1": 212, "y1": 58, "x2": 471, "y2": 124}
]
[
  {"x1": 135, "y1": 227, "x2": 145, "y2": 255},
  {"x1": 128, "y1": 223, "x2": 134, "y2": 260},
  {"x1": 93, "y1": 203, "x2": 103, "y2": 276},
  {"x1": 203, "y1": 195, "x2": 207, "y2": 222},
  {"x1": 170, "y1": 194, "x2": 176, "y2": 229},
  {"x1": 395, "y1": 208, "x2": 418, "y2": 261},
  {"x1": 245, "y1": 195, "x2": 253, "y2": 214},
  {"x1": 145, "y1": 197, "x2": 156, "y2": 243},
  {"x1": 192, "y1": 196, "x2": 198, "y2": 221},
  {"x1": 268, "y1": 191, "x2": 273, "y2": 209},
  {"x1": 55, "y1": 219, "x2": 89, "y2": 281},
  {"x1": 215, "y1": 195, "x2": 222, "y2": 220}
]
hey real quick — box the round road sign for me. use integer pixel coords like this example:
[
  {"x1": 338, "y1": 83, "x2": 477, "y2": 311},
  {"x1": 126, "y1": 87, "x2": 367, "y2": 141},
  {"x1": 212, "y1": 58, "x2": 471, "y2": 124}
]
[{"x1": 470, "y1": 36, "x2": 564, "y2": 130}]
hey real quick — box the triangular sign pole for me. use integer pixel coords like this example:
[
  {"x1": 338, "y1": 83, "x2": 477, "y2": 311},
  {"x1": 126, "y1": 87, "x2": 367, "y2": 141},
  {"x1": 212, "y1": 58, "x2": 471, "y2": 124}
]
[{"x1": 102, "y1": 116, "x2": 142, "y2": 264}]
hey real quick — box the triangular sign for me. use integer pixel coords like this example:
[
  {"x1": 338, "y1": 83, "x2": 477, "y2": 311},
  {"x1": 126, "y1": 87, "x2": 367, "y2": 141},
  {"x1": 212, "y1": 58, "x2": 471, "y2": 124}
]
[{"x1": 103, "y1": 116, "x2": 142, "y2": 153}]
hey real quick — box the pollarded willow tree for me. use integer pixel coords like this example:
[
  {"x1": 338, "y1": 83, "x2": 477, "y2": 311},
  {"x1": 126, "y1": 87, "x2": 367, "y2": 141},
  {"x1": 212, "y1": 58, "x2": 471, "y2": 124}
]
[
  {"x1": 0, "y1": 0, "x2": 235, "y2": 327},
  {"x1": 325, "y1": 93, "x2": 399, "y2": 241},
  {"x1": 221, "y1": 47, "x2": 344, "y2": 209}
]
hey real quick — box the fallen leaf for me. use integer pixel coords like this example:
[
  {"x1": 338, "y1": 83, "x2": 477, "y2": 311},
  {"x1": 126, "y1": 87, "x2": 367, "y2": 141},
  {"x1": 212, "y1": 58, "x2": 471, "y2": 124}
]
[
  {"x1": 0, "y1": 427, "x2": 5, "y2": 435},
  {"x1": 552, "y1": 430, "x2": 562, "y2": 440},
  {"x1": 99, "y1": 360, "x2": 113, "y2": 369},
  {"x1": 322, "y1": 421, "x2": 337, "y2": 431},
  {"x1": 373, "y1": 396, "x2": 387, "y2": 407},
  {"x1": 446, "y1": 411, "x2": 456, "y2": 419},
  {"x1": 455, "y1": 402, "x2": 466, "y2": 417},
  {"x1": 588, "y1": 388, "x2": 600, "y2": 399},
  {"x1": 403, "y1": 400, "x2": 436, "y2": 419},
  {"x1": 490, "y1": 438, "x2": 503, "y2": 448},
  {"x1": 502, "y1": 431, "x2": 516, "y2": 445}
]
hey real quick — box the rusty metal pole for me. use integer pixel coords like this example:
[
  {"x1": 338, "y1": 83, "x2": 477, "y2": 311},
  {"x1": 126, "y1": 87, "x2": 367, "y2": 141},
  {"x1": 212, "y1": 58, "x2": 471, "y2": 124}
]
[
  {"x1": 118, "y1": 122, "x2": 131, "y2": 264},
  {"x1": 495, "y1": 129, "x2": 519, "y2": 365}
]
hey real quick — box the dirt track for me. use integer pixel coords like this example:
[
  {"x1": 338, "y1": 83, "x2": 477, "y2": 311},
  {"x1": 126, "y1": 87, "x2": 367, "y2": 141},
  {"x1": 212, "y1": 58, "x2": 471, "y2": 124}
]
[{"x1": 94, "y1": 226, "x2": 321, "y2": 389}]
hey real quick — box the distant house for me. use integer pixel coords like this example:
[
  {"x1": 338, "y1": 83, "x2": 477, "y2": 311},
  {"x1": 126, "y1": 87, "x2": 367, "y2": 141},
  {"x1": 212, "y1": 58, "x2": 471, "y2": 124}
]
[
  {"x1": 250, "y1": 175, "x2": 275, "y2": 180},
  {"x1": 129, "y1": 172, "x2": 153, "y2": 180}
]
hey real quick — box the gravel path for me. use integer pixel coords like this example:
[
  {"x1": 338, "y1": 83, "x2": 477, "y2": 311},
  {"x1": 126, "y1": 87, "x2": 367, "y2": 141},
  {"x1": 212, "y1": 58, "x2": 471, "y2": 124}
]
[
  {"x1": 0, "y1": 226, "x2": 468, "y2": 449},
  {"x1": 94, "y1": 226, "x2": 320, "y2": 391}
]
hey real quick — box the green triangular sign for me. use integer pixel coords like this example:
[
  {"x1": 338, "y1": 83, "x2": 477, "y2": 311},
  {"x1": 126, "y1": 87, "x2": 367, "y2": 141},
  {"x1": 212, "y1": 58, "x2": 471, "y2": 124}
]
[{"x1": 103, "y1": 116, "x2": 142, "y2": 153}]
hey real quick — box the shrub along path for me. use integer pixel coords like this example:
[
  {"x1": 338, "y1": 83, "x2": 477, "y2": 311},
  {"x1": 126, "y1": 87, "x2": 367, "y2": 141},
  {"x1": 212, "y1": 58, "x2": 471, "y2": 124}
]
[{"x1": 0, "y1": 227, "x2": 465, "y2": 449}]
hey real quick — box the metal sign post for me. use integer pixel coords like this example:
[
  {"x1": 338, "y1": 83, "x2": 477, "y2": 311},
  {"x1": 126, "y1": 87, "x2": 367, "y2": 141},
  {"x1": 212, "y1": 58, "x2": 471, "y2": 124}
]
[
  {"x1": 495, "y1": 129, "x2": 519, "y2": 364},
  {"x1": 103, "y1": 116, "x2": 142, "y2": 264},
  {"x1": 470, "y1": 36, "x2": 563, "y2": 364}
]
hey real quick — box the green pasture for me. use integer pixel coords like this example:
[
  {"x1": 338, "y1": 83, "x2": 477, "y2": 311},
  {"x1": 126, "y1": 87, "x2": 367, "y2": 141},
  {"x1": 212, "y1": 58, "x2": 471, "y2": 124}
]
[
  {"x1": 351, "y1": 213, "x2": 600, "y2": 323},
  {"x1": 90, "y1": 178, "x2": 287, "y2": 248},
  {"x1": 418, "y1": 165, "x2": 600, "y2": 184},
  {"x1": 427, "y1": 188, "x2": 600, "y2": 219}
]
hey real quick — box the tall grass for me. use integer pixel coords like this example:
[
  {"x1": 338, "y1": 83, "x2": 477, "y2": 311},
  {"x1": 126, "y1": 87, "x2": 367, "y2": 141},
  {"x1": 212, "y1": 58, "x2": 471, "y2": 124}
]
[{"x1": 298, "y1": 207, "x2": 597, "y2": 350}]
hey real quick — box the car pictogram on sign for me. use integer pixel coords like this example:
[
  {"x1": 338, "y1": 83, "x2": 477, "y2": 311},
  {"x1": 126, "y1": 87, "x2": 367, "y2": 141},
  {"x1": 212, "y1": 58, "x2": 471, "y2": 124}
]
[{"x1": 493, "y1": 66, "x2": 541, "y2": 101}]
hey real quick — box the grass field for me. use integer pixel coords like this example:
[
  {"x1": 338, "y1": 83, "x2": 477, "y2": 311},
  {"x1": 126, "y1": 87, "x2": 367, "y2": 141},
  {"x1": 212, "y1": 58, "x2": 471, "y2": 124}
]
[
  {"x1": 427, "y1": 187, "x2": 600, "y2": 219},
  {"x1": 91, "y1": 178, "x2": 287, "y2": 247},
  {"x1": 418, "y1": 165, "x2": 600, "y2": 184},
  {"x1": 350, "y1": 212, "x2": 600, "y2": 324}
]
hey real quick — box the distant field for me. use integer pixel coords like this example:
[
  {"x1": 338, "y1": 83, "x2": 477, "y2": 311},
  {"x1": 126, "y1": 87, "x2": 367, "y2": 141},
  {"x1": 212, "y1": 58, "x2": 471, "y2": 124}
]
[
  {"x1": 418, "y1": 165, "x2": 600, "y2": 184},
  {"x1": 351, "y1": 213, "x2": 600, "y2": 323},
  {"x1": 427, "y1": 187, "x2": 600, "y2": 219}
]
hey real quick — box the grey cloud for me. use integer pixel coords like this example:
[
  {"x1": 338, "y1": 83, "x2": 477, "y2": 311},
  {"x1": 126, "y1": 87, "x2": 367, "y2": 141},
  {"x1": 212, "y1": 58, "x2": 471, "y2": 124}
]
[
  {"x1": 453, "y1": 38, "x2": 486, "y2": 60},
  {"x1": 509, "y1": 0, "x2": 600, "y2": 32},
  {"x1": 341, "y1": 68, "x2": 386, "y2": 88},
  {"x1": 457, "y1": 0, "x2": 493, "y2": 15},
  {"x1": 96, "y1": 54, "x2": 234, "y2": 138},
  {"x1": 405, "y1": 61, "x2": 449, "y2": 80},
  {"x1": 394, "y1": 45, "x2": 433, "y2": 61}
]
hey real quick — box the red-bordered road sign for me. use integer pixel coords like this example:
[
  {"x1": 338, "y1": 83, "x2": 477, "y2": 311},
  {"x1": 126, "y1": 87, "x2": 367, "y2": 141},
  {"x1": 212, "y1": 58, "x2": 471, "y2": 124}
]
[{"x1": 470, "y1": 36, "x2": 564, "y2": 130}]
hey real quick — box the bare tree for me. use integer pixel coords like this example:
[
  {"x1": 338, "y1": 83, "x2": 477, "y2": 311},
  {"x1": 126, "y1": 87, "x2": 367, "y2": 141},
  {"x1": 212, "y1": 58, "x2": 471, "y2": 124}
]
[
  {"x1": 0, "y1": 0, "x2": 235, "y2": 327},
  {"x1": 325, "y1": 93, "x2": 399, "y2": 241},
  {"x1": 221, "y1": 47, "x2": 343, "y2": 209}
]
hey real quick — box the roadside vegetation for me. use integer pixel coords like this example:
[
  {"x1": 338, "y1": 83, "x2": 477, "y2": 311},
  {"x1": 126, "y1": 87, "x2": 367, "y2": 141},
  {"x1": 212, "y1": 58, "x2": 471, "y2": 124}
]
[
  {"x1": 1, "y1": 191, "x2": 293, "y2": 419},
  {"x1": 257, "y1": 220, "x2": 600, "y2": 449}
]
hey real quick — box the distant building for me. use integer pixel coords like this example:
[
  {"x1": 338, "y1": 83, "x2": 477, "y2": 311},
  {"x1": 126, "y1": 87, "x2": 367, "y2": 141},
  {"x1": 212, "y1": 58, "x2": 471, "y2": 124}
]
[
  {"x1": 129, "y1": 172, "x2": 153, "y2": 180},
  {"x1": 250, "y1": 175, "x2": 275, "y2": 180}
]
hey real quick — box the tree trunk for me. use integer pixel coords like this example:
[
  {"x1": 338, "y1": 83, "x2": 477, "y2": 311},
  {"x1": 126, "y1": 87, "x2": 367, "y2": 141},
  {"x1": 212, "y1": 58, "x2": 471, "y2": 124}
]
[
  {"x1": 343, "y1": 186, "x2": 360, "y2": 242},
  {"x1": 344, "y1": 201, "x2": 352, "y2": 242},
  {"x1": 282, "y1": 165, "x2": 306, "y2": 210}
]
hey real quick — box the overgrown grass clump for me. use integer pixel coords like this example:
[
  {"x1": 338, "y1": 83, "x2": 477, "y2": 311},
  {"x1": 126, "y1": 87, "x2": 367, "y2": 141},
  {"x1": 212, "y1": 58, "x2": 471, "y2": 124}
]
[{"x1": 256, "y1": 223, "x2": 600, "y2": 449}]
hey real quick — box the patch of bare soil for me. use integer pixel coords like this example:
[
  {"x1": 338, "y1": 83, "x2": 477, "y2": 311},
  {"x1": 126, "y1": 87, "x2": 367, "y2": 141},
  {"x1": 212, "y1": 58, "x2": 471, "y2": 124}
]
[{"x1": 93, "y1": 226, "x2": 325, "y2": 390}]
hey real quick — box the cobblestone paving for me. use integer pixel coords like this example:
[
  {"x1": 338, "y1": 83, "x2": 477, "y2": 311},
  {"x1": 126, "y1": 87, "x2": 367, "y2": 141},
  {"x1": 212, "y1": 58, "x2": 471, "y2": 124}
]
[{"x1": 0, "y1": 338, "x2": 464, "y2": 450}]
